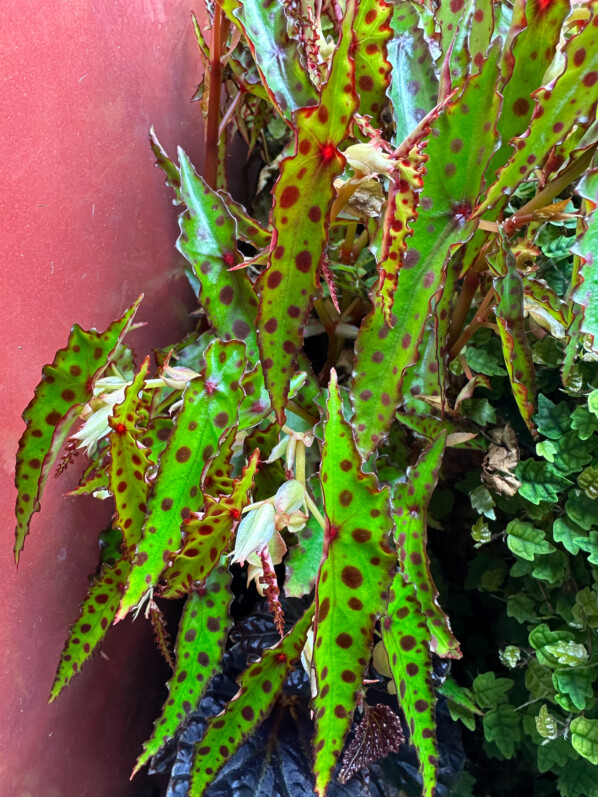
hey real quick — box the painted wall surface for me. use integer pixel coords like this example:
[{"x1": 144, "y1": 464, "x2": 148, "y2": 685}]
[{"x1": 1, "y1": 2, "x2": 207, "y2": 794}]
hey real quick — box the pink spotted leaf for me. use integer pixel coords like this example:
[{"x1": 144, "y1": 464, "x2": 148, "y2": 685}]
[
  {"x1": 14, "y1": 296, "x2": 142, "y2": 562},
  {"x1": 116, "y1": 341, "x2": 246, "y2": 619},
  {"x1": 312, "y1": 370, "x2": 396, "y2": 796},
  {"x1": 394, "y1": 433, "x2": 461, "y2": 658},
  {"x1": 188, "y1": 604, "x2": 315, "y2": 797},
  {"x1": 133, "y1": 564, "x2": 233, "y2": 775}
]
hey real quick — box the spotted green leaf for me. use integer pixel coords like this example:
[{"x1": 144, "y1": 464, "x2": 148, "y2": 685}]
[
  {"x1": 117, "y1": 341, "x2": 246, "y2": 619},
  {"x1": 256, "y1": 0, "x2": 359, "y2": 424},
  {"x1": 216, "y1": 190, "x2": 272, "y2": 250},
  {"x1": 176, "y1": 148, "x2": 259, "y2": 363},
  {"x1": 108, "y1": 357, "x2": 152, "y2": 555},
  {"x1": 486, "y1": 0, "x2": 570, "y2": 181},
  {"x1": 14, "y1": 297, "x2": 141, "y2": 562},
  {"x1": 312, "y1": 370, "x2": 396, "y2": 796},
  {"x1": 394, "y1": 433, "x2": 460, "y2": 658},
  {"x1": 161, "y1": 452, "x2": 258, "y2": 599},
  {"x1": 476, "y1": 7, "x2": 598, "y2": 217},
  {"x1": 202, "y1": 428, "x2": 236, "y2": 499},
  {"x1": 376, "y1": 145, "x2": 426, "y2": 324},
  {"x1": 381, "y1": 575, "x2": 438, "y2": 797},
  {"x1": 388, "y1": 2, "x2": 438, "y2": 145},
  {"x1": 572, "y1": 169, "x2": 598, "y2": 350},
  {"x1": 397, "y1": 412, "x2": 486, "y2": 451},
  {"x1": 50, "y1": 558, "x2": 130, "y2": 701},
  {"x1": 221, "y1": 0, "x2": 317, "y2": 121},
  {"x1": 67, "y1": 458, "x2": 110, "y2": 497},
  {"x1": 353, "y1": 0, "x2": 393, "y2": 127},
  {"x1": 490, "y1": 236, "x2": 537, "y2": 435},
  {"x1": 188, "y1": 604, "x2": 315, "y2": 797},
  {"x1": 351, "y1": 42, "x2": 501, "y2": 456},
  {"x1": 388, "y1": 1, "x2": 438, "y2": 146},
  {"x1": 138, "y1": 417, "x2": 172, "y2": 464},
  {"x1": 134, "y1": 564, "x2": 233, "y2": 774}
]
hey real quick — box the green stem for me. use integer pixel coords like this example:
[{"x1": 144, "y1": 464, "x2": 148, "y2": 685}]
[{"x1": 305, "y1": 492, "x2": 326, "y2": 530}]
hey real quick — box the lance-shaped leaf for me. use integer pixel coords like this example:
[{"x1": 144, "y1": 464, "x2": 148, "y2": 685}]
[
  {"x1": 134, "y1": 564, "x2": 233, "y2": 774},
  {"x1": 491, "y1": 236, "x2": 537, "y2": 435},
  {"x1": 68, "y1": 457, "x2": 110, "y2": 497},
  {"x1": 437, "y1": 0, "x2": 493, "y2": 92},
  {"x1": 376, "y1": 145, "x2": 427, "y2": 324},
  {"x1": 177, "y1": 148, "x2": 259, "y2": 363},
  {"x1": 221, "y1": 0, "x2": 317, "y2": 121},
  {"x1": 523, "y1": 276, "x2": 568, "y2": 329},
  {"x1": 216, "y1": 190, "x2": 272, "y2": 250},
  {"x1": 381, "y1": 575, "x2": 438, "y2": 797},
  {"x1": 202, "y1": 428, "x2": 236, "y2": 499},
  {"x1": 388, "y1": 1, "x2": 438, "y2": 146},
  {"x1": 14, "y1": 296, "x2": 141, "y2": 561},
  {"x1": 188, "y1": 604, "x2": 315, "y2": 797},
  {"x1": 256, "y1": 0, "x2": 359, "y2": 424},
  {"x1": 353, "y1": 0, "x2": 393, "y2": 127},
  {"x1": 108, "y1": 357, "x2": 152, "y2": 555},
  {"x1": 572, "y1": 169, "x2": 598, "y2": 350},
  {"x1": 394, "y1": 433, "x2": 460, "y2": 658},
  {"x1": 139, "y1": 418, "x2": 173, "y2": 464},
  {"x1": 50, "y1": 559, "x2": 130, "y2": 701},
  {"x1": 486, "y1": 0, "x2": 570, "y2": 181},
  {"x1": 161, "y1": 452, "x2": 258, "y2": 599},
  {"x1": 116, "y1": 341, "x2": 246, "y2": 619},
  {"x1": 351, "y1": 44, "x2": 501, "y2": 457},
  {"x1": 475, "y1": 7, "x2": 598, "y2": 218},
  {"x1": 312, "y1": 371, "x2": 396, "y2": 796}
]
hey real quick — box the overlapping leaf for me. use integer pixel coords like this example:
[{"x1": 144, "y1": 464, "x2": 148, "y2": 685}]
[
  {"x1": 14, "y1": 297, "x2": 141, "y2": 561},
  {"x1": 117, "y1": 341, "x2": 246, "y2": 619},
  {"x1": 388, "y1": 1, "x2": 438, "y2": 146},
  {"x1": 161, "y1": 452, "x2": 258, "y2": 598},
  {"x1": 351, "y1": 43, "x2": 502, "y2": 456},
  {"x1": 353, "y1": 0, "x2": 393, "y2": 127},
  {"x1": 134, "y1": 564, "x2": 233, "y2": 774},
  {"x1": 108, "y1": 357, "x2": 152, "y2": 555},
  {"x1": 381, "y1": 575, "x2": 438, "y2": 797},
  {"x1": 394, "y1": 433, "x2": 460, "y2": 658},
  {"x1": 490, "y1": 236, "x2": 537, "y2": 435},
  {"x1": 572, "y1": 169, "x2": 598, "y2": 349},
  {"x1": 486, "y1": 0, "x2": 570, "y2": 180},
  {"x1": 176, "y1": 148, "x2": 260, "y2": 363},
  {"x1": 221, "y1": 0, "x2": 317, "y2": 121},
  {"x1": 188, "y1": 604, "x2": 315, "y2": 797},
  {"x1": 312, "y1": 370, "x2": 396, "y2": 796},
  {"x1": 376, "y1": 145, "x2": 426, "y2": 323},
  {"x1": 476, "y1": 6, "x2": 598, "y2": 217},
  {"x1": 256, "y1": 0, "x2": 359, "y2": 424}
]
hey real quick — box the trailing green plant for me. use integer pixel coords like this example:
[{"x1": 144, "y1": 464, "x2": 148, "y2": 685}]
[{"x1": 14, "y1": 0, "x2": 598, "y2": 794}]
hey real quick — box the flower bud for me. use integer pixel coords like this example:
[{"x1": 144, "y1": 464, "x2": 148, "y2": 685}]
[
  {"x1": 231, "y1": 502, "x2": 276, "y2": 566},
  {"x1": 274, "y1": 479, "x2": 305, "y2": 514}
]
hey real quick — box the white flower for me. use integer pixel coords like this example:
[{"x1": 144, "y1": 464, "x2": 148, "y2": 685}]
[{"x1": 70, "y1": 388, "x2": 125, "y2": 456}]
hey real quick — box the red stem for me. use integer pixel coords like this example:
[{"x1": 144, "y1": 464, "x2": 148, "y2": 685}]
[{"x1": 205, "y1": 5, "x2": 225, "y2": 189}]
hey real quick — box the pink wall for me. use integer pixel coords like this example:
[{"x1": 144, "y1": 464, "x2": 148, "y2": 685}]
[{"x1": 1, "y1": 2, "x2": 208, "y2": 794}]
